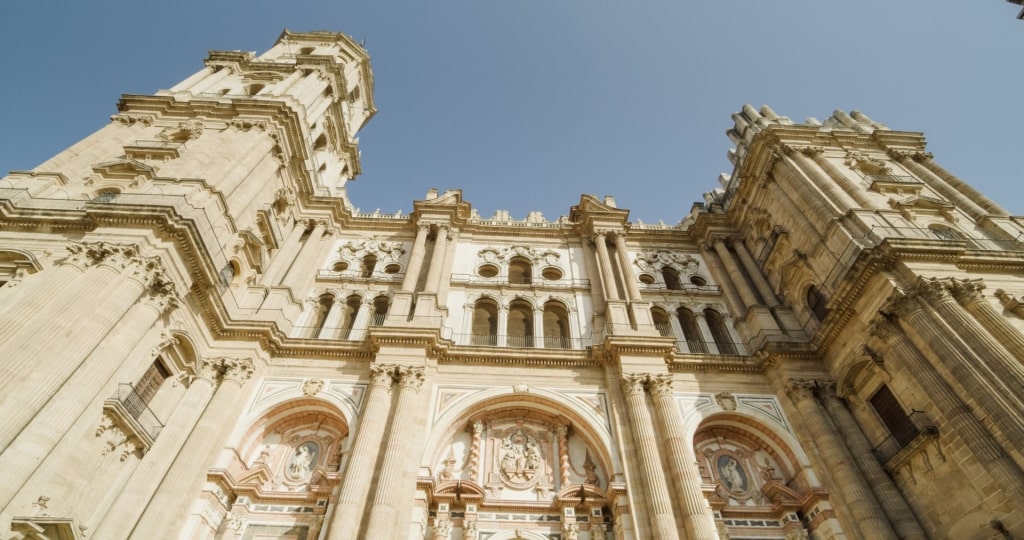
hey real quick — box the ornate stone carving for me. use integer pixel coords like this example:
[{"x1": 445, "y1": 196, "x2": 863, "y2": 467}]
[
  {"x1": 336, "y1": 238, "x2": 406, "y2": 271},
  {"x1": 916, "y1": 278, "x2": 954, "y2": 305},
  {"x1": 433, "y1": 518, "x2": 452, "y2": 539},
  {"x1": 157, "y1": 119, "x2": 204, "y2": 142},
  {"x1": 110, "y1": 114, "x2": 154, "y2": 126},
  {"x1": 221, "y1": 357, "x2": 255, "y2": 385},
  {"x1": 869, "y1": 314, "x2": 903, "y2": 343},
  {"x1": 715, "y1": 392, "x2": 737, "y2": 411},
  {"x1": 463, "y1": 520, "x2": 479, "y2": 540},
  {"x1": 884, "y1": 290, "x2": 923, "y2": 320},
  {"x1": 302, "y1": 378, "x2": 324, "y2": 396},
  {"x1": 369, "y1": 363, "x2": 396, "y2": 389},
  {"x1": 396, "y1": 365, "x2": 425, "y2": 391},
  {"x1": 583, "y1": 451, "x2": 600, "y2": 487},
  {"x1": 634, "y1": 250, "x2": 699, "y2": 274},
  {"x1": 496, "y1": 427, "x2": 545, "y2": 488},
  {"x1": 563, "y1": 522, "x2": 580, "y2": 540},
  {"x1": 844, "y1": 150, "x2": 892, "y2": 175},
  {"x1": 513, "y1": 383, "x2": 529, "y2": 393},
  {"x1": 621, "y1": 373, "x2": 648, "y2": 397},
  {"x1": 950, "y1": 278, "x2": 986, "y2": 306},
  {"x1": 438, "y1": 447, "x2": 457, "y2": 481},
  {"x1": 647, "y1": 374, "x2": 674, "y2": 397},
  {"x1": 784, "y1": 379, "x2": 817, "y2": 402}
]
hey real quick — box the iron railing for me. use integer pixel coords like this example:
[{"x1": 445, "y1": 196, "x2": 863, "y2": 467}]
[
  {"x1": 110, "y1": 384, "x2": 164, "y2": 440},
  {"x1": 451, "y1": 333, "x2": 589, "y2": 350},
  {"x1": 872, "y1": 411, "x2": 937, "y2": 464}
]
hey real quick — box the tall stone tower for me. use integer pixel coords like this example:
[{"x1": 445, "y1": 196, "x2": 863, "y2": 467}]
[{"x1": 1, "y1": 32, "x2": 1023, "y2": 540}]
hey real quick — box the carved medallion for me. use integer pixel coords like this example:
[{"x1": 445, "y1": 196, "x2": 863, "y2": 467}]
[{"x1": 497, "y1": 428, "x2": 544, "y2": 488}]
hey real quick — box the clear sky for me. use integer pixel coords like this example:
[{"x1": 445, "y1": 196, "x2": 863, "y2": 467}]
[{"x1": 1, "y1": 1, "x2": 1021, "y2": 223}]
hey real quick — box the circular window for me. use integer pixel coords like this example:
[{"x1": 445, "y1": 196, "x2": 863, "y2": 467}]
[
  {"x1": 331, "y1": 261, "x2": 349, "y2": 272},
  {"x1": 638, "y1": 274, "x2": 656, "y2": 285},
  {"x1": 383, "y1": 264, "x2": 401, "y2": 274},
  {"x1": 689, "y1": 275, "x2": 708, "y2": 286},
  {"x1": 477, "y1": 264, "x2": 499, "y2": 278},
  {"x1": 541, "y1": 267, "x2": 563, "y2": 281}
]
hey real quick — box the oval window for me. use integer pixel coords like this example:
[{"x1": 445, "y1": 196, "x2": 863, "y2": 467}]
[{"x1": 477, "y1": 264, "x2": 499, "y2": 278}]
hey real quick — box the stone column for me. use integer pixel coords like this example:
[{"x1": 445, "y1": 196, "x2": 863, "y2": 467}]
[
  {"x1": 497, "y1": 306, "x2": 509, "y2": 347},
  {"x1": 556, "y1": 425, "x2": 571, "y2": 487},
  {"x1": 620, "y1": 374, "x2": 680, "y2": 539},
  {"x1": 785, "y1": 379, "x2": 897, "y2": 539},
  {"x1": 731, "y1": 240, "x2": 778, "y2": 308},
  {"x1": 347, "y1": 297, "x2": 372, "y2": 341},
  {"x1": 91, "y1": 358, "x2": 225, "y2": 537},
  {"x1": 916, "y1": 154, "x2": 1007, "y2": 215},
  {"x1": 699, "y1": 246, "x2": 744, "y2": 316},
  {"x1": 188, "y1": 65, "x2": 233, "y2": 94},
  {"x1": 326, "y1": 364, "x2": 396, "y2": 537},
  {"x1": 400, "y1": 225, "x2": 430, "y2": 292},
  {"x1": 468, "y1": 422, "x2": 484, "y2": 483},
  {"x1": 261, "y1": 221, "x2": 308, "y2": 285},
  {"x1": 789, "y1": 148, "x2": 859, "y2": 211},
  {"x1": 918, "y1": 279, "x2": 1024, "y2": 410},
  {"x1": 593, "y1": 233, "x2": 620, "y2": 301},
  {"x1": 613, "y1": 233, "x2": 642, "y2": 302},
  {"x1": 318, "y1": 295, "x2": 346, "y2": 339},
  {"x1": 870, "y1": 316, "x2": 1024, "y2": 499},
  {"x1": 647, "y1": 375, "x2": 718, "y2": 540},
  {"x1": 774, "y1": 154, "x2": 843, "y2": 218},
  {"x1": 0, "y1": 246, "x2": 166, "y2": 450},
  {"x1": 892, "y1": 152, "x2": 986, "y2": 219},
  {"x1": 0, "y1": 247, "x2": 86, "y2": 328},
  {"x1": 130, "y1": 358, "x2": 255, "y2": 537},
  {"x1": 808, "y1": 151, "x2": 874, "y2": 208},
  {"x1": 533, "y1": 305, "x2": 546, "y2": 348},
  {"x1": 281, "y1": 219, "x2": 329, "y2": 293},
  {"x1": 364, "y1": 366, "x2": 426, "y2": 537},
  {"x1": 711, "y1": 238, "x2": 759, "y2": 309},
  {"x1": 0, "y1": 285, "x2": 176, "y2": 510},
  {"x1": 817, "y1": 383, "x2": 927, "y2": 540},
  {"x1": 889, "y1": 290, "x2": 1024, "y2": 447},
  {"x1": 953, "y1": 280, "x2": 1024, "y2": 363},
  {"x1": 424, "y1": 225, "x2": 449, "y2": 293}
]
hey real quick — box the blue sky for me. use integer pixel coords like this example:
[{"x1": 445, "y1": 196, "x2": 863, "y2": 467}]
[{"x1": 1, "y1": 1, "x2": 1021, "y2": 222}]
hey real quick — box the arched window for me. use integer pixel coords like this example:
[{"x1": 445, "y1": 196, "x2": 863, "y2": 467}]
[
  {"x1": 543, "y1": 301, "x2": 571, "y2": 349},
  {"x1": 370, "y1": 296, "x2": 389, "y2": 326},
  {"x1": 705, "y1": 308, "x2": 737, "y2": 355},
  {"x1": 471, "y1": 299, "x2": 499, "y2": 346},
  {"x1": 807, "y1": 285, "x2": 829, "y2": 322},
  {"x1": 507, "y1": 299, "x2": 534, "y2": 347},
  {"x1": 508, "y1": 257, "x2": 532, "y2": 285},
  {"x1": 676, "y1": 308, "x2": 707, "y2": 354},
  {"x1": 93, "y1": 189, "x2": 120, "y2": 203},
  {"x1": 651, "y1": 307, "x2": 673, "y2": 337},
  {"x1": 662, "y1": 267, "x2": 682, "y2": 290},
  {"x1": 309, "y1": 293, "x2": 335, "y2": 338}
]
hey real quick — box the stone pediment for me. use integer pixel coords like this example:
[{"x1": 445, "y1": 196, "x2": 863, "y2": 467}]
[
  {"x1": 891, "y1": 195, "x2": 954, "y2": 211},
  {"x1": 91, "y1": 158, "x2": 157, "y2": 181},
  {"x1": 569, "y1": 194, "x2": 630, "y2": 231}
]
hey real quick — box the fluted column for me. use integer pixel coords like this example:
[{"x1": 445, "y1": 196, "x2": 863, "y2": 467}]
[
  {"x1": 0, "y1": 248, "x2": 86, "y2": 326},
  {"x1": 789, "y1": 148, "x2": 859, "y2": 211},
  {"x1": 699, "y1": 246, "x2": 744, "y2": 316},
  {"x1": 188, "y1": 66, "x2": 233, "y2": 94},
  {"x1": 785, "y1": 379, "x2": 896, "y2": 539},
  {"x1": 916, "y1": 154, "x2": 1007, "y2": 215},
  {"x1": 647, "y1": 375, "x2": 717, "y2": 540},
  {"x1": 613, "y1": 233, "x2": 642, "y2": 302},
  {"x1": 424, "y1": 225, "x2": 449, "y2": 293},
  {"x1": 620, "y1": 374, "x2": 679, "y2": 540},
  {"x1": 890, "y1": 289, "x2": 1024, "y2": 447},
  {"x1": 817, "y1": 383, "x2": 927, "y2": 540},
  {"x1": 327, "y1": 364, "x2": 396, "y2": 537},
  {"x1": 774, "y1": 153, "x2": 843, "y2": 217},
  {"x1": 130, "y1": 358, "x2": 255, "y2": 538},
  {"x1": 400, "y1": 225, "x2": 430, "y2": 292},
  {"x1": 918, "y1": 279, "x2": 1024, "y2": 408},
  {"x1": 731, "y1": 240, "x2": 778, "y2": 308},
  {"x1": 711, "y1": 239, "x2": 759, "y2": 309},
  {"x1": 593, "y1": 232, "x2": 620, "y2": 301},
  {"x1": 318, "y1": 295, "x2": 345, "y2": 339},
  {"x1": 808, "y1": 150, "x2": 874, "y2": 208},
  {"x1": 261, "y1": 222, "x2": 308, "y2": 285},
  {"x1": 364, "y1": 366, "x2": 426, "y2": 537},
  {"x1": 282, "y1": 218, "x2": 329, "y2": 293},
  {"x1": 892, "y1": 152, "x2": 986, "y2": 219},
  {"x1": 870, "y1": 315, "x2": 1024, "y2": 498},
  {"x1": 0, "y1": 246, "x2": 167, "y2": 450},
  {"x1": 0, "y1": 285, "x2": 177, "y2": 510},
  {"x1": 951, "y1": 279, "x2": 1024, "y2": 372},
  {"x1": 91, "y1": 358, "x2": 223, "y2": 537}
]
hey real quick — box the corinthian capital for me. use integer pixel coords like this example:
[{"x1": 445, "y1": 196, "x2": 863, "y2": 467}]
[
  {"x1": 950, "y1": 278, "x2": 986, "y2": 305},
  {"x1": 868, "y1": 314, "x2": 903, "y2": 343},
  {"x1": 784, "y1": 379, "x2": 817, "y2": 403},
  {"x1": 647, "y1": 374, "x2": 675, "y2": 397},
  {"x1": 883, "y1": 290, "x2": 922, "y2": 320},
  {"x1": 222, "y1": 357, "x2": 255, "y2": 385},
  {"x1": 198, "y1": 358, "x2": 224, "y2": 383},
  {"x1": 369, "y1": 363, "x2": 396, "y2": 389},
  {"x1": 621, "y1": 373, "x2": 648, "y2": 397},
  {"x1": 916, "y1": 278, "x2": 954, "y2": 305},
  {"x1": 396, "y1": 365, "x2": 426, "y2": 391}
]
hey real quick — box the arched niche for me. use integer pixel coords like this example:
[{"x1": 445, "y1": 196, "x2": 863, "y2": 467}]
[{"x1": 421, "y1": 391, "x2": 618, "y2": 538}]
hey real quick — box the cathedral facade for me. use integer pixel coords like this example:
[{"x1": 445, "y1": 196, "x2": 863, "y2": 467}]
[{"x1": 1, "y1": 30, "x2": 1022, "y2": 540}]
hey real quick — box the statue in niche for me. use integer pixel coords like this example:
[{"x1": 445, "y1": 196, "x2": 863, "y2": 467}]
[
  {"x1": 583, "y1": 452, "x2": 600, "y2": 486},
  {"x1": 718, "y1": 456, "x2": 747, "y2": 492},
  {"x1": 286, "y1": 441, "x2": 319, "y2": 480}
]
